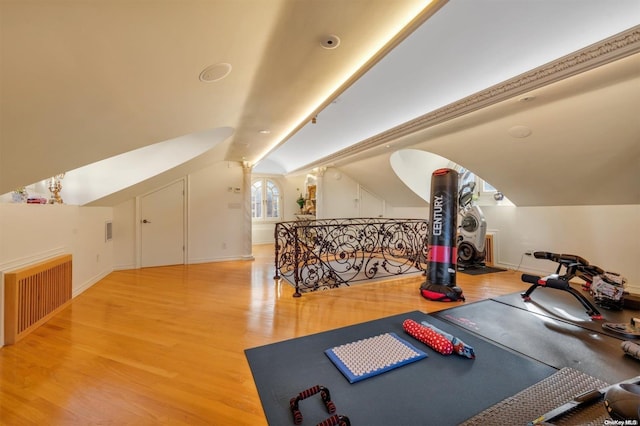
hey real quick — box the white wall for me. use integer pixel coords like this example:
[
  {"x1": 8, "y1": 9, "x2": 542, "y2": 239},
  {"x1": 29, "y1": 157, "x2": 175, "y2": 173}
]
[
  {"x1": 252, "y1": 170, "x2": 363, "y2": 244},
  {"x1": 0, "y1": 203, "x2": 114, "y2": 344},
  {"x1": 251, "y1": 169, "x2": 381, "y2": 244},
  {"x1": 119, "y1": 161, "x2": 640, "y2": 294},
  {"x1": 113, "y1": 198, "x2": 137, "y2": 270},
  {"x1": 483, "y1": 205, "x2": 640, "y2": 291},
  {"x1": 2, "y1": 167, "x2": 636, "y2": 347},
  {"x1": 113, "y1": 162, "x2": 250, "y2": 268},
  {"x1": 387, "y1": 206, "x2": 429, "y2": 219},
  {"x1": 387, "y1": 203, "x2": 640, "y2": 292},
  {"x1": 323, "y1": 168, "x2": 386, "y2": 219},
  {"x1": 188, "y1": 163, "x2": 245, "y2": 263},
  {"x1": 254, "y1": 169, "x2": 389, "y2": 236},
  {"x1": 282, "y1": 175, "x2": 309, "y2": 220},
  {"x1": 0, "y1": 204, "x2": 114, "y2": 291}
]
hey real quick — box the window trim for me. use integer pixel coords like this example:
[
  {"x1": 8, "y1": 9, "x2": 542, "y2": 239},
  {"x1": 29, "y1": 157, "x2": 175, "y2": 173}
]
[{"x1": 251, "y1": 177, "x2": 282, "y2": 222}]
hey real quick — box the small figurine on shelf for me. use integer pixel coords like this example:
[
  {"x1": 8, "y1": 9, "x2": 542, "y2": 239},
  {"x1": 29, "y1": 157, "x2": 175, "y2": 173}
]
[
  {"x1": 304, "y1": 199, "x2": 316, "y2": 215},
  {"x1": 12, "y1": 187, "x2": 28, "y2": 203},
  {"x1": 48, "y1": 173, "x2": 65, "y2": 204}
]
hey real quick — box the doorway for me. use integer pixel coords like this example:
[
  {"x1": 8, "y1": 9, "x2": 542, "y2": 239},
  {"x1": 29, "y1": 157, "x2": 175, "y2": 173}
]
[
  {"x1": 139, "y1": 179, "x2": 186, "y2": 267},
  {"x1": 359, "y1": 186, "x2": 384, "y2": 218}
]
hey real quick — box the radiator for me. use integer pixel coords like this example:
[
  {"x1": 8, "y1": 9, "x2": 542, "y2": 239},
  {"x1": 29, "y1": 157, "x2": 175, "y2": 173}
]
[
  {"x1": 4, "y1": 254, "x2": 72, "y2": 345},
  {"x1": 484, "y1": 234, "x2": 495, "y2": 266}
]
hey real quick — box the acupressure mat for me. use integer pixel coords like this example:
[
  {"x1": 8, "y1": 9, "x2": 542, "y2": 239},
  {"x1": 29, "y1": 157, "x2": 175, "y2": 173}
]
[
  {"x1": 245, "y1": 311, "x2": 556, "y2": 426},
  {"x1": 325, "y1": 332, "x2": 427, "y2": 383}
]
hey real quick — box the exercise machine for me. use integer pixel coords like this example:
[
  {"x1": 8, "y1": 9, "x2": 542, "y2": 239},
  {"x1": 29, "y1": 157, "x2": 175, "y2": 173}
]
[
  {"x1": 520, "y1": 251, "x2": 626, "y2": 320},
  {"x1": 456, "y1": 176, "x2": 487, "y2": 268},
  {"x1": 604, "y1": 380, "x2": 640, "y2": 421}
]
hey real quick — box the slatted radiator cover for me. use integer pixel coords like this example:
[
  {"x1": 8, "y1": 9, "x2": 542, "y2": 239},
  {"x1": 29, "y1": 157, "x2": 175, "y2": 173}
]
[
  {"x1": 485, "y1": 234, "x2": 495, "y2": 266},
  {"x1": 4, "y1": 254, "x2": 72, "y2": 345}
]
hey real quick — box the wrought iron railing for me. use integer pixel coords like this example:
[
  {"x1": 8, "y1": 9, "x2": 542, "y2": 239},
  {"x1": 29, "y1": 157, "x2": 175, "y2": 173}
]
[{"x1": 274, "y1": 218, "x2": 429, "y2": 296}]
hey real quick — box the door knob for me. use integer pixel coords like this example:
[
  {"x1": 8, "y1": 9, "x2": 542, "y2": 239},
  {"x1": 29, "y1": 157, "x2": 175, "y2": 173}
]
[{"x1": 142, "y1": 219, "x2": 151, "y2": 223}]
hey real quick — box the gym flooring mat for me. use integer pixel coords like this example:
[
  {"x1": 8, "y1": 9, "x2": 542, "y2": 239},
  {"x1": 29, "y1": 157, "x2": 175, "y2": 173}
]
[
  {"x1": 432, "y1": 299, "x2": 638, "y2": 383},
  {"x1": 491, "y1": 285, "x2": 637, "y2": 339},
  {"x1": 245, "y1": 311, "x2": 556, "y2": 426}
]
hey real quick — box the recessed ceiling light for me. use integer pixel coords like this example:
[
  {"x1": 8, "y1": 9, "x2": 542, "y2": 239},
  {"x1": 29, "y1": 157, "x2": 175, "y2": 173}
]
[
  {"x1": 199, "y1": 63, "x2": 232, "y2": 82},
  {"x1": 508, "y1": 125, "x2": 532, "y2": 138},
  {"x1": 320, "y1": 34, "x2": 341, "y2": 49},
  {"x1": 259, "y1": 129, "x2": 271, "y2": 134}
]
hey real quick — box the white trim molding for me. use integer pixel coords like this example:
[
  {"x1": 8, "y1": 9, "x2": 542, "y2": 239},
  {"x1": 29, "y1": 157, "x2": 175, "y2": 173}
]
[{"x1": 296, "y1": 26, "x2": 640, "y2": 173}]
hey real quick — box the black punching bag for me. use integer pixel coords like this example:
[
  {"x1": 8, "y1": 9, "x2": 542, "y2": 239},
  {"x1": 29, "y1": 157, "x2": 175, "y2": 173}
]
[{"x1": 420, "y1": 168, "x2": 465, "y2": 301}]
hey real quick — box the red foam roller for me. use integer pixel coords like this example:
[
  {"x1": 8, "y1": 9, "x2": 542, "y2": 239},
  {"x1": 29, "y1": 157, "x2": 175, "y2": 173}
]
[{"x1": 403, "y1": 319, "x2": 453, "y2": 355}]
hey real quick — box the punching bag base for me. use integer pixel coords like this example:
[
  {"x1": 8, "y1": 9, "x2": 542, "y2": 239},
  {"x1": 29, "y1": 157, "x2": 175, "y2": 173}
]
[{"x1": 420, "y1": 283, "x2": 465, "y2": 302}]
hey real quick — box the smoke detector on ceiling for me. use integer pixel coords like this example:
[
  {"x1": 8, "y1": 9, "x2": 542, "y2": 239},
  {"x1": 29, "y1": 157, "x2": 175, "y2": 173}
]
[
  {"x1": 508, "y1": 125, "x2": 532, "y2": 139},
  {"x1": 320, "y1": 35, "x2": 341, "y2": 49},
  {"x1": 199, "y1": 63, "x2": 232, "y2": 82}
]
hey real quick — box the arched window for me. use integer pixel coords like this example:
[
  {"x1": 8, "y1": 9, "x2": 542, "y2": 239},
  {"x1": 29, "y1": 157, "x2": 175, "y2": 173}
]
[{"x1": 251, "y1": 178, "x2": 281, "y2": 220}]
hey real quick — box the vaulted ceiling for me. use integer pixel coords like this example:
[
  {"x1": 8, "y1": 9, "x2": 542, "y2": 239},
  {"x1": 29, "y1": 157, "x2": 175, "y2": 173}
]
[{"x1": 1, "y1": 1, "x2": 638, "y2": 207}]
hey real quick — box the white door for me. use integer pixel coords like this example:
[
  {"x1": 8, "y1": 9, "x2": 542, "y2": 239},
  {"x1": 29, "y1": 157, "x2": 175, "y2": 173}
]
[
  {"x1": 140, "y1": 180, "x2": 185, "y2": 267},
  {"x1": 359, "y1": 187, "x2": 384, "y2": 218}
]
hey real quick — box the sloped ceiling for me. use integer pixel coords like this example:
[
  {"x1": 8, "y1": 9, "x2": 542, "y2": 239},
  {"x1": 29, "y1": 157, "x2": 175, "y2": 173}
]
[
  {"x1": 334, "y1": 52, "x2": 640, "y2": 206},
  {"x1": 1, "y1": 0, "x2": 639, "y2": 207},
  {"x1": 0, "y1": 0, "x2": 437, "y2": 198}
]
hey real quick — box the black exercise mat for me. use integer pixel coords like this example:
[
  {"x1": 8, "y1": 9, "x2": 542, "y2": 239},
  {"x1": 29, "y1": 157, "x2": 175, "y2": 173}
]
[
  {"x1": 492, "y1": 286, "x2": 637, "y2": 339},
  {"x1": 245, "y1": 311, "x2": 556, "y2": 426},
  {"x1": 433, "y1": 300, "x2": 639, "y2": 383},
  {"x1": 458, "y1": 265, "x2": 507, "y2": 275}
]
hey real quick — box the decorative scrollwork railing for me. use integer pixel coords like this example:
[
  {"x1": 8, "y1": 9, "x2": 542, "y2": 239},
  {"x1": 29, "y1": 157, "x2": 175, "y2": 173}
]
[{"x1": 274, "y1": 218, "x2": 429, "y2": 297}]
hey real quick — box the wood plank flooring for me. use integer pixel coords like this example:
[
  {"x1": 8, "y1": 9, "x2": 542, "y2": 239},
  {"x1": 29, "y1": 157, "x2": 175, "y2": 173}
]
[{"x1": 0, "y1": 244, "x2": 530, "y2": 425}]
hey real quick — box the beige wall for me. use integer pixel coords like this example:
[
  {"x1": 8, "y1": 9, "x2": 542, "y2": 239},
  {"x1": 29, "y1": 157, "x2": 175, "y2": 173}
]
[
  {"x1": 482, "y1": 205, "x2": 640, "y2": 291},
  {"x1": 389, "y1": 203, "x2": 640, "y2": 290},
  {"x1": 1, "y1": 166, "x2": 637, "y2": 346},
  {"x1": 0, "y1": 203, "x2": 113, "y2": 344},
  {"x1": 113, "y1": 162, "x2": 247, "y2": 269}
]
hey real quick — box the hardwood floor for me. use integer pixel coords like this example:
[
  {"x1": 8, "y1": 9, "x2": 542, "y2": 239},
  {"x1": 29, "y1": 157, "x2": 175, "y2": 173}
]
[{"x1": 0, "y1": 245, "x2": 530, "y2": 425}]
